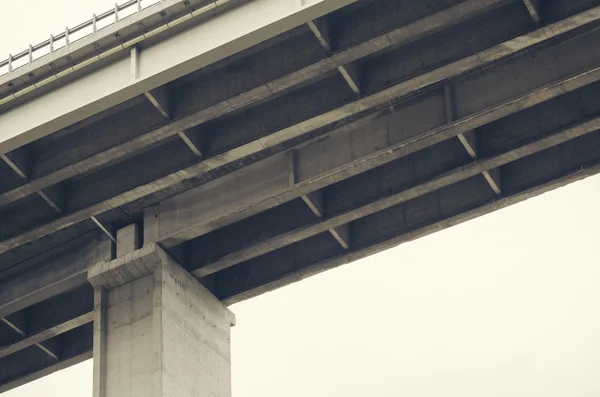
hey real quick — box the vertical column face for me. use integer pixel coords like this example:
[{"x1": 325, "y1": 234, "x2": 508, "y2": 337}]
[
  {"x1": 116, "y1": 223, "x2": 141, "y2": 258},
  {"x1": 105, "y1": 275, "x2": 156, "y2": 397},
  {"x1": 158, "y1": 257, "x2": 233, "y2": 397},
  {"x1": 89, "y1": 244, "x2": 235, "y2": 397}
]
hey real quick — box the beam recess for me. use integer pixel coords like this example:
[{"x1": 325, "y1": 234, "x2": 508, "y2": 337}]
[
  {"x1": 1, "y1": 142, "x2": 106, "y2": 240},
  {"x1": 0, "y1": 312, "x2": 93, "y2": 359},
  {"x1": 2, "y1": 7, "x2": 600, "y2": 255},
  {"x1": 1, "y1": 149, "x2": 28, "y2": 180},
  {"x1": 0, "y1": 231, "x2": 110, "y2": 319},
  {"x1": 138, "y1": 50, "x2": 206, "y2": 158},
  {"x1": 308, "y1": 18, "x2": 361, "y2": 94},
  {"x1": 137, "y1": 62, "x2": 600, "y2": 251},
  {"x1": 1, "y1": 317, "x2": 58, "y2": 360},
  {"x1": 4, "y1": 0, "x2": 600, "y2": 392},
  {"x1": 192, "y1": 115, "x2": 600, "y2": 278},
  {"x1": 289, "y1": 152, "x2": 351, "y2": 250},
  {"x1": 1, "y1": 146, "x2": 66, "y2": 215},
  {"x1": 444, "y1": 85, "x2": 501, "y2": 194},
  {"x1": 0, "y1": 0, "x2": 358, "y2": 154},
  {"x1": 0, "y1": 0, "x2": 511, "y2": 208},
  {"x1": 222, "y1": 160, "x2": 600, "y2": 305}
]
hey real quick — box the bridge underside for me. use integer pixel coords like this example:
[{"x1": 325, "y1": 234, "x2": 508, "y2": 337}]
[{"x1": 2, "y1": 0, "x2": 600, "y2": 390}]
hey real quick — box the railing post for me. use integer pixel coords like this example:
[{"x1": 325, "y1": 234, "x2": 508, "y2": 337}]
[
  {"x1": 49, "y1": 34, "x2": 54, "y2": 53},
  {"x1": 115, "y1": 3, "x2": 119, "y2": 22},
  {"x1": 7, "y1": 54, "x2": 12, "y2": 72},
  {"x1": 93, "y1": 14, "x2": 97, "y2": 33},
  {"x1": 137, "y1": 0, "x2": 142, "y2": 12},
  {"x1": 28, "y1": 45, "x2": 33, "y2": 64},
  {"x1": 65, "y1": 27, "x2": 70, "y2": 45}
]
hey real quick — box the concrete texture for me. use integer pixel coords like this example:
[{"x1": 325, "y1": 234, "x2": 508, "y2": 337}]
[
  {"x1": 2, "y1": 0, "x2": 600, "y2": 390},
  {"x1": 1, "y1": 3, "x2": 599, "y2": 254},
  {"x1": 0, "y1": 0, "x2": 523, "y2": 208},
  {"x1": 0, "y1": 0, "x2": 356, "y2": 154},
  {"x1": 89, "y1": 243, "x2": 235, "y2": 397}
]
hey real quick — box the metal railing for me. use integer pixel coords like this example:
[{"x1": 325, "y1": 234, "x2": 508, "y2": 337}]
[{"x1": 0, "y1": 0, "x2": 162, "y2": 77}]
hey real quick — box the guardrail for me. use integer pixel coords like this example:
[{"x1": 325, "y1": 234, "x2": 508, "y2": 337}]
[{"x1": 0, "y1": 0, "x2": 162, "y2": 77}]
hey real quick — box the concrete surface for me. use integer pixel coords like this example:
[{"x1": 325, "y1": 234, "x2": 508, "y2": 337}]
[
  {"x1": 1, "y1": 0, "x2": 600, "y2": 391},
  {"x1": 88, "y1": 243, "x2": 235, "y2": 397}
]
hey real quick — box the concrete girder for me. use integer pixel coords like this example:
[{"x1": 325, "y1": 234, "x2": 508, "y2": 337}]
[
  {"x1": 0, "y1": 312, "x2": 93, "y2": 359},
  {"x1": 2, "y1": 122, "x2": 599, "y2": 388},
  {"x1": 0, "y1": 284, "x2": 94, "y2": 392},
  {"x1": 191, "y1": 115, "x2": 600, "y2": 278},
  {"x1": 145, "y1": 62, "x2": 600, "y2": 250},
  {"x1": 222, "y1": 157, "x2": 600, "y2": 305},
  {"x1": 6, "y1": 54, "x2": 596, "y2": 321},
  {"x1": 0, "y1": 317, "x2": 59, "y2": 360},
  {"x1": 2, "y1": 0, "x2": 600, "y2": 392},
  {"x1": 4, "y1": 126, "x2": 599, "y2": 391},
  {"x1": 0, "y1": 223, "x2": 138, "y2": 390},
  {"x1": 2, "y1": 8, "x2": 600, "y2": 255},
  {"x1": 0, "y1": 140, "x2": 108, "y2": 241},
  {"x1": 0, "y1": 232, "x2": 111, "y2": 318},
  {"x1": 0, "y1": 0, "x2": 513, "y2": 208},
  {"x1": 0, "y1": 0, "x2": 358, "y2": 154},
  {"x1": 0, "y1": 148, "x2": 66, "y2": 215}
]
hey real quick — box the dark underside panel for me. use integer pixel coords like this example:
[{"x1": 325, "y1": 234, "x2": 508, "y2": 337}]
[{"x1": 2, "y1": 0, "x2": 600, "y2": 390}]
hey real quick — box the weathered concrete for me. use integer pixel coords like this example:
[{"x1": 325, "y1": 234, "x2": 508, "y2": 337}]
[
  {"x1": 222, "y1": 162, "x2": 600, "y2": 305},
  {"x1": 116, "y1": 223, "x2": 140, "y2": 258},
  {"x1": 88, "y1": 243, "x2": 235, "y2": 397},
  {"x1": 148, "y1": 66, "x2": 600, "y2": 251},
  {"x1": 0, "y1": 312, "x2": 93, "y2": 359},
  {"x1": 0, "y1": 232, "x2": 110, "y2": 318},
  {"x1": 0, "y1": 0, "x2": 356, "y2": 154},
  {"x1": 2, "y1": 0, "x2": 600, "y2": 390},
  {"x1": 3, "y1": 7, "x2": 600, "y2": 255},
  {"x1": 0, "y1": 0, "x2": 505, "y2": 208},
  {"x1": 192, "y1": 114, "x2": 600, "y2": 278},
  {"x1": 0, "y1": 284, "x2": 94, "y2": 391}
]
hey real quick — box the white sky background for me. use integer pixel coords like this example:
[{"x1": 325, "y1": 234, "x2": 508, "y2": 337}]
[{"x1": 1, "y1": 0, "x2": 600, "y2": 395}]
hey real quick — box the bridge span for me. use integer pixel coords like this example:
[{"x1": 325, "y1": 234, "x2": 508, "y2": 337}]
[{"x1": 1, "y1": 0, "x2": 600, "y2": 393}]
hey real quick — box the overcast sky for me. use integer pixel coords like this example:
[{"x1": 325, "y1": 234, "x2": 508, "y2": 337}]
[{"x1": 2, "y1": 1, "x2": 600, "y2": 396}]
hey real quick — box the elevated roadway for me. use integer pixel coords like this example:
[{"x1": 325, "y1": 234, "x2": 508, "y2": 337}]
[{"x1": 1, "y1": 0, "x2": 600, "y2": 392}]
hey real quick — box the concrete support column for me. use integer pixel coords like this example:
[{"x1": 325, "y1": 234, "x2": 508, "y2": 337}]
[{"x1": 87, "y1": 243, "x2": 235, "y2": 397}]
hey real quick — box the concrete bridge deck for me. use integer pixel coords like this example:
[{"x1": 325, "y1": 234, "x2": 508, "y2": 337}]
[{"x1": 1, "y1": 0, "x2": 600, "y2": 392}]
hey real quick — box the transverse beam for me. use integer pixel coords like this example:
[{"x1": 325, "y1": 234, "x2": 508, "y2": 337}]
[
  {"x1": 2, "y1": 8, "x2": 598, "y2": 254},
  {"x1": 0, "y1": 0, "x2": 510, "y2": 208},
  {"x1": 192, "y1": 115, "x2": 600, "y2": 278}
]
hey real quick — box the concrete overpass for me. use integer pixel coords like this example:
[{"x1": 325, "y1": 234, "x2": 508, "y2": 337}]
[{"x1": 1, "y1": 0, "x2": 600, "y2": 394}]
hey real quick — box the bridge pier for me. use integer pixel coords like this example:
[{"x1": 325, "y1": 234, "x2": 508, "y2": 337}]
[{"x1": 87, "y1": 231, "x2": 235, "y2": 397}]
